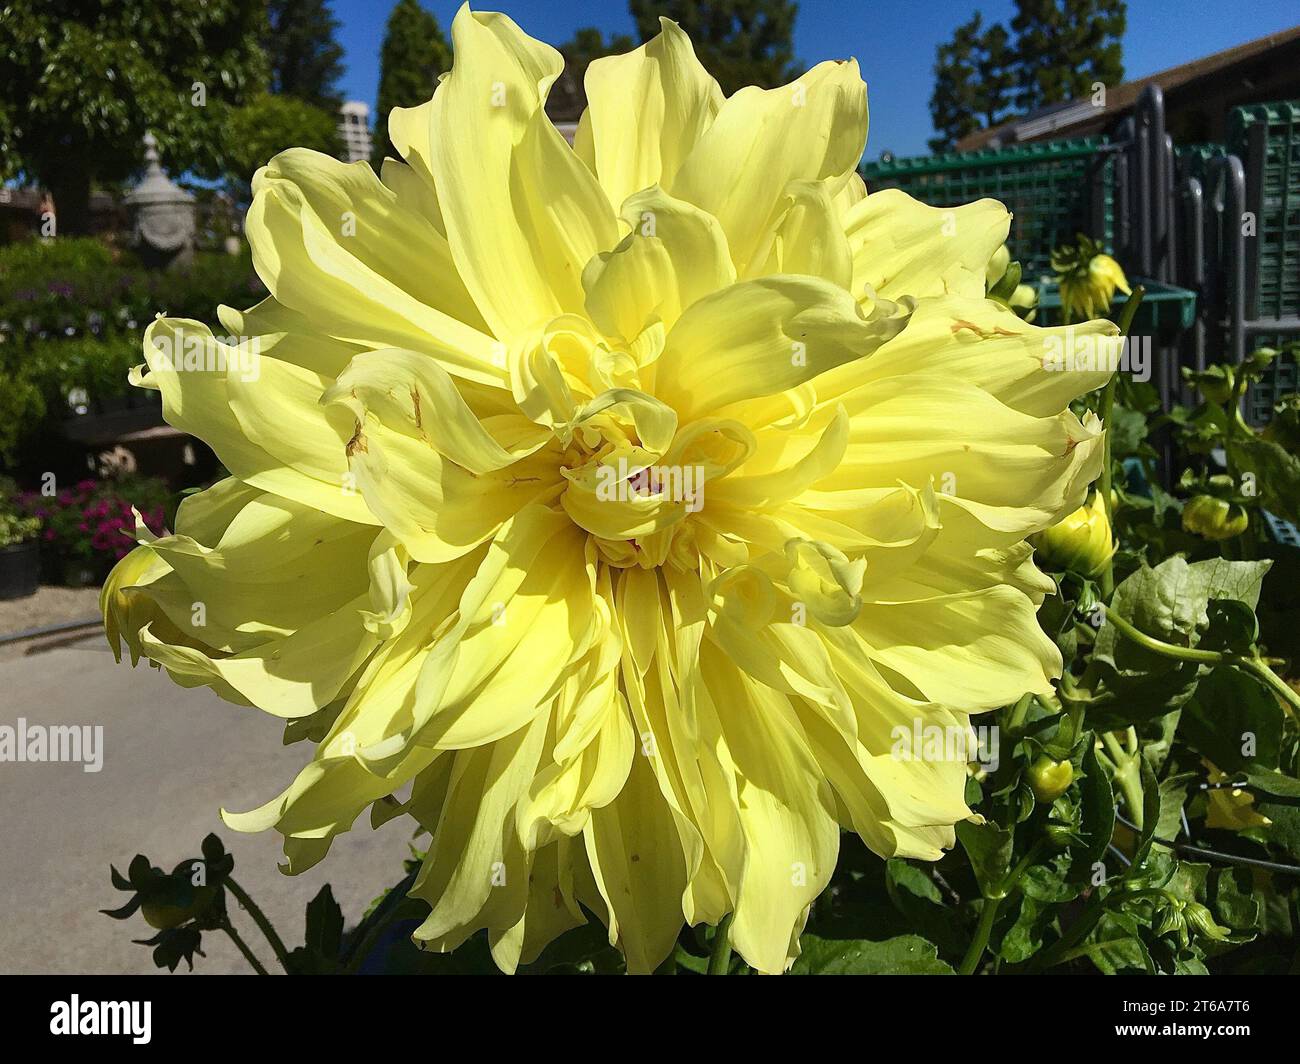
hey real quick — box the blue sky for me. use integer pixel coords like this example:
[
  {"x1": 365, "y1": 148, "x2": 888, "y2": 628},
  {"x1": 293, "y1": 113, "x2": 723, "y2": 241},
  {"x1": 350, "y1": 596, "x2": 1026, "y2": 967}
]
[{"x1": 334, "y1": 1, "x2": 1299, "y2": 158}]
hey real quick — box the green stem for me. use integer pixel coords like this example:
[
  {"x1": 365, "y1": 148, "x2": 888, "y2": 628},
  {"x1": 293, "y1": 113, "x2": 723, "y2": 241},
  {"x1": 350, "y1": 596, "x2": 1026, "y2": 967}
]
[
  {"x1": 225, "y1": 876, "x2": 292, "y2": 974},
  {"x1": 221, "y1": 919, "x2": 269, "y2": 975},
  {"x1": 958, "y1": 842, "x2": 1045, "y2": 975},
  {"x1": 1115, "y1": 285, "x2": 1147, "y2": 342},
  {"x1": 1097, "y1": 377, "x2": 1118, "y2": 601},
  {"x1": 1103, "y1": 605, "x2": 1300, "y2": 715},
  {"x1": 1240, "y1": 657, "x2": 1300, "y2": 716},
  {"x1": 959, "y1": 895, "x2": 1005, "y2": 976},
  {"x1": 1102, "y1": 728, "x2": 1144, "y2": 827},
  {"x1": 707, "y1": 913, "x2": 734, "y2": 975},
  {"x1": 1100, "y1": 730, "x2": 1126, "y2": 764},
  {"x1": 1102, "y1": 605, "x2": 1225, "y2": 664}
]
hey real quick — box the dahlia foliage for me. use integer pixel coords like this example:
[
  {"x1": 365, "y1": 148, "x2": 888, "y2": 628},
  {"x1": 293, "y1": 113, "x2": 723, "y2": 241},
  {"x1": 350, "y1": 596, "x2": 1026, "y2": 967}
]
[{"x1": 103, "y1": 7, "x2": 1122, "y2": 973}]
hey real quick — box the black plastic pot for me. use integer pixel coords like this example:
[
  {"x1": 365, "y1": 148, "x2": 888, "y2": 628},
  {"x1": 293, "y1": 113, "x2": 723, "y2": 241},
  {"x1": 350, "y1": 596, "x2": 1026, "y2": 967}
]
[{"x1": 0, "y1": 539, "x2": 41, "y2": 600}]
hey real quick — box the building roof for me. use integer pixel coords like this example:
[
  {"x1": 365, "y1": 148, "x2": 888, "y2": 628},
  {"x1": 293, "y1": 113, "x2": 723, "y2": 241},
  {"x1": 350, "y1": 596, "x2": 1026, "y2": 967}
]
[{"x1": 956, "y1": 24, "x2": 1300, "y2": 151}]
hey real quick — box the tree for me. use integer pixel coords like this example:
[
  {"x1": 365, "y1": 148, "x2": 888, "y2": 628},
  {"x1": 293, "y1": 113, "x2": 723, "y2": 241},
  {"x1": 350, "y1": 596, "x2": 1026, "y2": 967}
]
[
  {"x1": 371, "y1": 0, "x2": 451, "y2": 166},
  {"x1": 0, "y1": 0, "x2": 267, "y2": 235},
  {"x1": 629, "y1": 0, "x2": 800, "y2": 96},
  {"x1": 1012, "y1": 0, "x2": 1126, "y2": 112},
  {"x1": 225, "y1": 93, "x2": 343, "y2": 190},
  {"x1": 264, "y1": 0, "x2": 346, "y2": 111},
  {"x1": 929, "y1": 13, "x2": 1016, "y2": 152},
  {"x1": 560, "y1": 27, "x2": 637, "y2": 82},
  {"x1": 549, "y1": 27, "x2": 637, "y2": 122}
]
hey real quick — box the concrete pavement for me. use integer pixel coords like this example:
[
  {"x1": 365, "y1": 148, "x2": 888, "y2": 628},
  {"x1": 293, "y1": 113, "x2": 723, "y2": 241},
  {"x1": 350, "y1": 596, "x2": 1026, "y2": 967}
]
[{"x1": 0, "y1": 635, "x2": 415, "y2": 974}]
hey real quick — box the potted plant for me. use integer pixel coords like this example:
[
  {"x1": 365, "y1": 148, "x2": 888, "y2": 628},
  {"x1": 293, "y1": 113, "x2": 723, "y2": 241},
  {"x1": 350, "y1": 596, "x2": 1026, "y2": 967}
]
[{"x1": 0, "y1": 477, "x2": 41, "y2": 600}]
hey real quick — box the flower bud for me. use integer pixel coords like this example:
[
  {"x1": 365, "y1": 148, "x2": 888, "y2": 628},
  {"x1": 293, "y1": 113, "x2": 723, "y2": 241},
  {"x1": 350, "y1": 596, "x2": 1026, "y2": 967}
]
[
  {"x1": 1008, "y1": 283, "x2": 1037, "y2": 311},
  {"x1": 1181, "y1": 495, "x2": 1249, "y2": 541},
  {"x1": 1057, "y1": 245, "x2": 1131, "y2": 321},
  {"x1": 1183, "y1": 902, "x2": 1230, "y2": 942},
  {"x1": 1028, "y1": 754, "x2": 1074, "y2": 802},
  {"x1": 985, "y1": 244, "x2": 1011, "y2": 290},
  {"x1": 1032, "y1": 492, "x2": 1115, "y2": 578},
  {"x1": 141, "y1": 884, "x2": 218, "y2": 930}
]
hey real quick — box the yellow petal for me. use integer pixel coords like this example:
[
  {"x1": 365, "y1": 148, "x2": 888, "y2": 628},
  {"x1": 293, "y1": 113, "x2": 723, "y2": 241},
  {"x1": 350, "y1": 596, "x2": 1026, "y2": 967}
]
[
  {"x1": 581, "y1": 18, "x2": 723, "y2": 209},
  {"x1": 654, "y1": 276, "x2": 901, "y2": 423},
  {"x1": 843, "y1": 188, "x2": 1010, "y2": 302},
  {"x1": 673, "y1": 60, "x2": 868, "y2": 274},
  {"x1": 428, "y1": 7, "x2": 616, "y2": 338}
]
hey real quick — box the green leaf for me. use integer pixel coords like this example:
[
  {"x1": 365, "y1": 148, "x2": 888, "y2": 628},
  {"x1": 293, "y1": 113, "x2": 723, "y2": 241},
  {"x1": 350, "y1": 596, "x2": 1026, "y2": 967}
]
[
  {"x1": 993, "y1": 895, "x2": 1049, "y2": 963},
  {"x1": 1022, "y1": 852, "x2": 1084, "y2": 903},
  {"x1": 1090, "y1": 557, "x2": 1271, "y2": 725},
  {"x1": 1108, "y1": 403, "x2": 1150, "y2": 458},
  {"x1": 1078, "y1": 742, "x2": 1117, "y2": 866},
  {"x1": 1131, "y1": 758, "x2": 1165, "y2": 867},
  {"x1": 1086, "y1": 912, "x2": 1154, "y2": 973},
  {"x1": 1098, "y1": 556, "x2": 1271, "y2": 658},
  {"x1": 789, "y1": 935, "x2": 954, "y2": 974},
  {"x1": 956, "y1": 819, "x2": 1013, "y2": 897},
  {"x1": 304, "y1": 884, "x2": 344, "y2": 961},
  {"x1": 1181, "y1": 667, "x2": 1284, "y2": 774},
  {"x1": 1228, "y1": 435, "x2": 1300, "y2": 526},
  {"x1": 1154, "y1": 773, "x2": 1197, "y2": 844},
  {"x1": 1202, "y1": 600, "x2": 1259, "y2": 654},
  {"x1": 1210, "y1": 868, "x2": 1261, "y2": 939},
  {"x1": 1242, "y1": 769, "x2": 1300, "y2": 799},
  {"x1": 885, "y1": 859, "x2": 942, "y2": 906}
]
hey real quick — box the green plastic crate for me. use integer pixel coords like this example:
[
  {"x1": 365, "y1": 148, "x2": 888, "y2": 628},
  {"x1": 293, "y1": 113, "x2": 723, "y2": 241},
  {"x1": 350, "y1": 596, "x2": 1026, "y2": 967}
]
[
  {"x1": 1032, "y1": 278, "x2": 1197, "y2": 340},
  {"x1": 1229, "y1": 100, "x2": 1300, "y2": 319},
  {"x1": 1228, "y1": 101, "x2": 1300, "y2": 425},
  {"x1": 860, "y1": 138, "x2": 1114, "y2": 276},
  {"x1": 1174, "y1": 142, "x2": 1228, "y2": 185}
]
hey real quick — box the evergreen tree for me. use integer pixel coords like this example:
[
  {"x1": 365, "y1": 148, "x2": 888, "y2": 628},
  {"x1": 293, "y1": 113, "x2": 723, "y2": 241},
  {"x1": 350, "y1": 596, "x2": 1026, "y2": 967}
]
[
  {"x1": 929, "y1": 14, "x2": 1016, "y2": 152},
  {"x1": 629, "y1": 0, "x2": 800, "y2": 96},
  {"x1": 371, "y1": 0, "x2": 451, "y2": 165},
  {"x1": 549, "y1": 27, "x2": 637, "y2": 122},
  {"x1": 264, "y1": 0, "x2": 346, "y2": 110},
  {"x1": 927, "y1": 0, "x2": 1125, "y2": 152},
  {"x1": 1012, "y1": 0, "x2": 1126, "y2": 112}
]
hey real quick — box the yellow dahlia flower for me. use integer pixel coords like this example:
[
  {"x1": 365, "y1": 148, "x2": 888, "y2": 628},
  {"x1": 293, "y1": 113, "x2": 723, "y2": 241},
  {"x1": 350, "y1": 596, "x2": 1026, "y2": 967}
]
[
  {"x1": 102, "y1": 6, "x2": 1120, "y2": 974},
  {"x1": 1053, "y1": 235, "x2": 1130, "y2": 323}
]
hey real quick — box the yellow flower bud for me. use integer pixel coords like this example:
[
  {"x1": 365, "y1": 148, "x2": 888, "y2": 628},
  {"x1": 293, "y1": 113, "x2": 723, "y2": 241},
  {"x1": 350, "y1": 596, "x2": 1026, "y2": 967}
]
[
  {"x1": 1059, "y1": 250, "x2": 1131, "y2": 322},
  {"x1": 985, "y1": 244, "x2": 1011, "y2": 289},
  {"x1": 1031, "y1": 492, "x2": 1115, "y2": 578},
  {"x1": 1181, "y1": 495, "x2": 1249, "y2": 541},
  {"x1": 1028, "y1": 755, "x2": 1074, "y2": 802}
]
